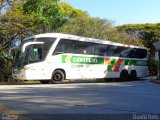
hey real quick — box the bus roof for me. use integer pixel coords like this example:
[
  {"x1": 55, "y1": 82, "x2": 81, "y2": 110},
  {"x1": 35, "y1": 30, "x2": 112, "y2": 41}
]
[{"x1": 25, "y1": 33, "x2": 147, "y2": 49}]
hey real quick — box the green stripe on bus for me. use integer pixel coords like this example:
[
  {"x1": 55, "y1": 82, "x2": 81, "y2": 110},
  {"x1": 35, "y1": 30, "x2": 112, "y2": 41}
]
[
  {"x1": 124, "y1": 60, "x2": 147, "y2": 66},
  {"x1": 62, "y1": 55, "x2": 148, "y2": 66},
  {"x1": 62, "y1": 55, "x2": 104, "y2": 64}
]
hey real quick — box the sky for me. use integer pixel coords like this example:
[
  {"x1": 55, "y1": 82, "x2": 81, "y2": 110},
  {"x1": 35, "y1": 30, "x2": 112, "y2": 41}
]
[{"x1": 62, "y1": 0, "x2": 160, "y2": 26}]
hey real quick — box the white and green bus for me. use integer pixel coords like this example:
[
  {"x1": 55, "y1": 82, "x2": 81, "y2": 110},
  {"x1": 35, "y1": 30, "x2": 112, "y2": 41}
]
[{"x1": 12, "y1": 33, "x2": 149, "y2": 83}]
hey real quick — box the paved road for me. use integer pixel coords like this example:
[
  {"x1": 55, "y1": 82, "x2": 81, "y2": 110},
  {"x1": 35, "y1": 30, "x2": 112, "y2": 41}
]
[{"x1": 0, "y1": 78, "x2": 160, "y2": 120}]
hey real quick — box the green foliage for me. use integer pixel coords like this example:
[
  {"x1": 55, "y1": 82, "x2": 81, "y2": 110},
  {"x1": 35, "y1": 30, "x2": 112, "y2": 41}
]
[
  {"x1": 0, "y1": 0, "x2": 34, "y2": 52},
  {"x1": 148, "y1": 55, "x2": 158, "y2": 76},
  {"x1": 0, "y1": 51, "x2": 13, "y2": 82},
  {"x1": 0, "y1": 0, "x2": 89, "y2": 82},
  {"x1": 57, "y1": 16, "x2": 112, "y2": 39},
  {"x1": 117, "y1": 23, "x2": 160, "y2": 75},
  {"x1": 0, "y1": 0, "x2": 158, "y2": 81},
  {"x1": 22, "y1": 0, "x2": 86, "y2": 32},
  {"x1": 117, "y1": 23, "x2": 160, "y2": 54},
  {"x1": 59, "y1": 2, "x2": 88, "y2": 18},
  {"x1": 23, "y1": 0, "x2": 60, "y2": 31},
  {"x1": 57, "y1": 16, "x2": 143, "y2": 46}
]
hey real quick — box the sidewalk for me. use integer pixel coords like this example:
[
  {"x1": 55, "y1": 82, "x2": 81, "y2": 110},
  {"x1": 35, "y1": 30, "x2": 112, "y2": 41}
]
[{"x1": 150, "y1": 76, "x2": 160, "y2": 84}]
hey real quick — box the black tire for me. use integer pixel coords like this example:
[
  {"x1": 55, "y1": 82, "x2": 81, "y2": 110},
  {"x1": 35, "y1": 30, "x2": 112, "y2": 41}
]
[
  {"x1": 51, "y1": 70, "x2": 65, "y2": 84},
  {"x1": 130, "y1": 70, "x2": 137, "y2": 81},
  {"x1": 120, "y1": 70, "x2": 129, "y2": 81},
  {"x1": 40, "y1": 80, "x2": 50, "y2": 84}
]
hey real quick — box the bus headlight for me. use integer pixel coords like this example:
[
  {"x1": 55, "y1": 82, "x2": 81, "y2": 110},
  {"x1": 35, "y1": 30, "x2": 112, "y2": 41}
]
[
  {"x1": 12, "y1": 68, "x2": 24, "y2": 74},
  {"x1": 24, "y1": 66, "x2": 34, "y2": 70},
  {"x1": 12, "y1": 68, "x2": 20, "y2": 74}
]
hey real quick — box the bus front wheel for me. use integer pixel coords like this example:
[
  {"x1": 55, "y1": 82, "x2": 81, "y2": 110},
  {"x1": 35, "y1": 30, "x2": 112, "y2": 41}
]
[
  {"x1": 120, "y1": 70, "x2": 129, "y2": 81},
  {"x1": 51, "y1": 70, "x2": 65, "y2": 84}
]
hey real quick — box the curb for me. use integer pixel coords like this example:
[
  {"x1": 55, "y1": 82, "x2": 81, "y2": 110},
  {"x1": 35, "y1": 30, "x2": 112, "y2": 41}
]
[{"x1": 150, "y1": 79, "x2": 160, "y2": 84}]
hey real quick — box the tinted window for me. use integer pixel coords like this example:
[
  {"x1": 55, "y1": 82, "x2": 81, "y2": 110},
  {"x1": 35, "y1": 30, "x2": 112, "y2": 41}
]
[
  {"x1": 93, "y1": 44, "x2": 106, "y2": 56},
  {"x1": 134, "y1": 48, "x2": 147, "y2": 59},
  {"x1": 119, "y1": 47, "x2": 147, "y2": 59},
  {"x1": 113, "y1": 46, "x2": 125, "y2": 57},
  {"x1": 54, "y1": 39, "x2": 95, "y2": 55},
  {"x1": 54, "y1": 39, "x2": 74, "y2": 54},
  {"x1": 53, "y1": 38, "x2": 147, "y2": 59},
  {"x1": 75, "y1": 41, "x2": 94, "y2": 55},
  {"x1": 119, "y1": 47, "x2": 132, "y2": 58},
  {"x1": 36, "y1": 37, "x2": 56, "y2": 59},
  {"x1": 36, "y1": 37, "x2": 56, "y2": 51}
]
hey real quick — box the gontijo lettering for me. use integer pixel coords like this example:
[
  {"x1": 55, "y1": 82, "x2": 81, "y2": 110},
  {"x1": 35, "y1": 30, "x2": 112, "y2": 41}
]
[
  {"x1": 137, "y1": 61, "x2": 148, "y2": 66},
  {"x1": 62, "y1": 55, "x2": 104, "y2": 64},
  {"x1": 72, "y1": 57, "x2": 98, "y2": 63}
]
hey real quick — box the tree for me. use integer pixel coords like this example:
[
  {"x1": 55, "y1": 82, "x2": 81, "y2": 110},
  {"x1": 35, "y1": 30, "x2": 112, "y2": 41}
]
[
  {"x1": 59, "y1": 2, "x2": 88, "y2": 18},
  {"x1": 57, "y1": 16, "x2": 113, "y2": 38},
  {"x1": 117, "y1": 23, "x2": 160, "y2": 54},
  {"x1": 0, "y1": 0, "x2": 84, "y2": 53},
  {"x1": 117, "y1": 23, "x2": 160, "y2": 75},
  {"x1": 57, "y1": 16, "x2": 142, "y2": 46},
  {"x1": 0, "y1": 0, "x2": 33, "y2": 52},
  {"x1": 23, "y1": 0, "x2": 60, "y2": 32},
  {"x1": 0, "y1": 0, "x2": 32, "y2": 81},
  {"x1": 0, "y1": 0, "x2": 87, "y2": 81},
  {"x1": 22, "y1": 0, "x2": 86, "y2": 33}
]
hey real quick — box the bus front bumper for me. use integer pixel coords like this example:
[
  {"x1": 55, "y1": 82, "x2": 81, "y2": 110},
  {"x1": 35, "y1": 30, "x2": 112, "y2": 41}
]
[
  {"x1": 12, "y1": 68, "x2": 26, "y2": 80},
  {"x1": 12, "y1": 68, "x2": 51, "y2": 80},
  {"x1": 12, "y1": 73, "x2": 26, "y2": 80}
]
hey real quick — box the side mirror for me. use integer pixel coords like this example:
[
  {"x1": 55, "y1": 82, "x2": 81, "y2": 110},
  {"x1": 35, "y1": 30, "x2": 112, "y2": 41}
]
[{"x1": 8, "y1": 47, "x2": 18, "y2": 57}]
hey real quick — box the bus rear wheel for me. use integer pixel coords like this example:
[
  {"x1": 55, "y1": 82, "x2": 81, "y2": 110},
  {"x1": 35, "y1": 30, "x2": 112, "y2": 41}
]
[
  {"x1": 120, "y1": 70, "x2": 129, "y2": 81},
  {"x1": 51, "y1": 70, "x2": 65, "y2": 84},
  {"x1": 130, "y1": 70, "x2": 137, "y2": 81}
]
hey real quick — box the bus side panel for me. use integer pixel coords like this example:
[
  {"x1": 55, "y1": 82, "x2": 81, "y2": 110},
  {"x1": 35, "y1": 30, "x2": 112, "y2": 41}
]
[
  {"x1": 135, "y1": 66, "x2": 149, "y2": 77},
  {"x1": 48, "y1": 55, "x2": 84, "y2": 79},
  {"x1": 120, "y1": 59, "x2": 149, "y2": 78}
]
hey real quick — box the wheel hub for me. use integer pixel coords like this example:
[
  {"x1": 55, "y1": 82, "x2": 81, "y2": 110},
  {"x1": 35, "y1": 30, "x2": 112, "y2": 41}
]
[{"x1": 54, "y1": 74, "x2": 61, "y2": 81}]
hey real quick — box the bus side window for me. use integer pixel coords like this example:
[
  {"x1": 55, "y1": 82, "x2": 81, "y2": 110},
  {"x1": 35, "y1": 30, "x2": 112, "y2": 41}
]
[
  {"x1": 93, "y1": 44, "x2": 99, "y2": 55},
  {"x1": 119, "y1": 47, "x2": 129, "y2": 58},
  {"x1": 83, "y1": 43, "x2": 92, "y2": 55},
  {"x1": 92, "y1": 44, "x2": 105, "y2": 56},
  {"x1": 74, "y1": 41, "x2": 92, "y2": 55},
  {"x1": 99, "y1": 47, "x2": 106, "y2": 56},
  {"x1": 106, "y1": 45, "x2": 114, "y2": 56},
  {"x1": 134, "y1": 48, "x2": 147, "y2": 59},
  {"x1": 127, "y1": 48, "x2": 135, "y2": 58},
  {"x1": 53, "y1": 40, "x2": 63, "y2": 55},
  {"x1": 74, "y1": 41, "x2": 83, "y2": 54},
  {"x1": 54, "y1": 39, "x2": 75, "y2": 54},
  {"x1": 115, "y1": 46, "x2": 126, "y2": 57}
]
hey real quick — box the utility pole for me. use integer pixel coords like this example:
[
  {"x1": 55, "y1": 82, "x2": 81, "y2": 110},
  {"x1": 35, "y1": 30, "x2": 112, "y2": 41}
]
[{"x1": 153, "y1": 42, "x2": 160, "y2": 79}]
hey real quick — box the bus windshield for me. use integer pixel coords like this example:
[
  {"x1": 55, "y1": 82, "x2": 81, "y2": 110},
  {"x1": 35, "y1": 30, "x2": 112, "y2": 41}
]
[
  {"x1": 27, "y1": 44, "x2": 43, "y2": 63},
  {"x1": 14, "y1": 49, "x2": 24, "y2": 68},
  {"x1": 14, "y1": 37, "x2": 56, "y2": 67},
  {"x1": 14, "y1": 38, "x2": 35, "y2": 67},
  {"x1": 15, "y1": 44, "x2": 43, "y2": 67}
]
